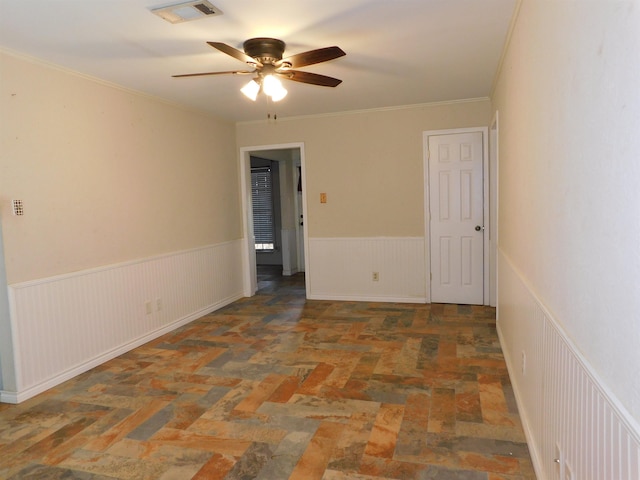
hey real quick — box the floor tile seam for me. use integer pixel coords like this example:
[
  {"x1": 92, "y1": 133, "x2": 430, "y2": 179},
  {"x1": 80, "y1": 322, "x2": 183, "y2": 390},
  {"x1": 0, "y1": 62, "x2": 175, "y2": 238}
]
[
  {"x1": 389, "y1": 449, "x2": 523, "y2": 475},
  {"x1": 52, "y1": 448, "x2": 186, "y2": 478}
]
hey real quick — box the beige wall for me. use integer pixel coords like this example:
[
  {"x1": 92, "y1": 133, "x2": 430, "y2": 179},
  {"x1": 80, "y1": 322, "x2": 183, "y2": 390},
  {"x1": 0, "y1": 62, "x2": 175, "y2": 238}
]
[
  {"x1": 236, "y1": 100, "x2": 492, "y2": 238},
  {"x1": 0, "y1": 51, "x2": 242, "y2": 284},
  {"x1": 493, "y1": 1, "x2": 640, "y2": 422}
]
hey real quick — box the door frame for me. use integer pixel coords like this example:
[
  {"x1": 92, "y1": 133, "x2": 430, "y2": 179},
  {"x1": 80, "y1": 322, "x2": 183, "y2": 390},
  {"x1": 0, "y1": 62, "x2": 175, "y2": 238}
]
[
  {"x1": 294, "y1": 157, "x2": 305, "y2": 273},
  {"x1": 239, "y1": 142, "x2": 308, "y2": 297},
  {"x1": 423, "y1": 127, "x2": 490, "y2": 305},
  {"x1": 489, "y1": 112, "x2": 499, "y2": 307}
]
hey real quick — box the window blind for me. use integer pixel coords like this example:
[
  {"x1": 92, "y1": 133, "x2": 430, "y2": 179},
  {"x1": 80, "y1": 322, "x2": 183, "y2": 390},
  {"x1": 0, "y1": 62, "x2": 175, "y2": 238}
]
[{"x1": 251, "y1": 167, "x2": 275, "y2": 250}]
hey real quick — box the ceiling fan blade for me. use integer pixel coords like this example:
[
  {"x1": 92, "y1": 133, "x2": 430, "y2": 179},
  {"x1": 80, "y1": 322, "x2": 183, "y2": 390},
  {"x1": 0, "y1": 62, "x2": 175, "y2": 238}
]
[
  {"x1": 278, "y1": 70, "x2": 342, "y2": 87},
  {"x1": 278, "y1": 46, "x2": 345, "y2": 68},
  {"x1": 207, "y1": 42, "x2": 262, "y2": 67},
  {"x1": 173, "y1": 70, "x2": 254, "y2": 78}
]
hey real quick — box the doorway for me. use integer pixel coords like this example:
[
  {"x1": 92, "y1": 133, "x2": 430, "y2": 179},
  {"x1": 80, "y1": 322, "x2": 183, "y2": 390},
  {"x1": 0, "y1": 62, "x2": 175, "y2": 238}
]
[
  {"x1": 424, "y1": 128, "x2": 489, "y2": 305},
  {"x1": 239, "y1": 143, "x2": 308, "y2": 298}
]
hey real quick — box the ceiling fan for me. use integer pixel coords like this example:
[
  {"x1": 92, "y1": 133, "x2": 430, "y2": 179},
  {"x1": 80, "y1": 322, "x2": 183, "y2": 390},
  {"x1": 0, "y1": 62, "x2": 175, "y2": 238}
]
[{"x1": 173, "y1": 38, "x2": 346, "y2": 101}]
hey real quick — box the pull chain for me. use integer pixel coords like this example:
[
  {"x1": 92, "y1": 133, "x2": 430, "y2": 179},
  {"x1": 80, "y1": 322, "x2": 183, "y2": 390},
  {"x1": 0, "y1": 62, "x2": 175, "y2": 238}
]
[{"x1": 264, "y1": 95, "x2": 278, "y2": 123}]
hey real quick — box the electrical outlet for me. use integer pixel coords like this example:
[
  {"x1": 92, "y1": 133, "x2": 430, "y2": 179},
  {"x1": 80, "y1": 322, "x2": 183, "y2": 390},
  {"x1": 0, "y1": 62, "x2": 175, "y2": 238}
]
[
  {"x1": 145, "y1": 301, "x2": 153, "y2": 315},
  {"x1": 521, "y1": 350, "x2": 526, "y2": 375},
  {"x1": 156, "y1": 298, "x2": 162, "y2": 311},
  {"x1": 372, "y1": 272, "x2": 379, "y2": 281}
]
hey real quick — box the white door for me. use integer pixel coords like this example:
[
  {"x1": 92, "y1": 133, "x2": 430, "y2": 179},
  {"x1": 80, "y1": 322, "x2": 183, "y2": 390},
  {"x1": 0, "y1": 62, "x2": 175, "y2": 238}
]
[{"x1": 428, "y1": 131, "x2": 484, "y2": 304}]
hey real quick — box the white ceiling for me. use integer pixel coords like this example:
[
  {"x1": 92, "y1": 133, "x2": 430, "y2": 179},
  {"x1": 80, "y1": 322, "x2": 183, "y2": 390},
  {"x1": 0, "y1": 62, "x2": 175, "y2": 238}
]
[{"x1": 0, "y1": 0, "x2": 517, "y2": 123}]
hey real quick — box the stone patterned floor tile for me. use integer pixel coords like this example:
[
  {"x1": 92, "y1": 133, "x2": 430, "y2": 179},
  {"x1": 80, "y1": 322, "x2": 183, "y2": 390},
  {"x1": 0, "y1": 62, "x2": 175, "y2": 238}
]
[{"x1": 0, "y1": 266, "x2": 536, "y2": 479}]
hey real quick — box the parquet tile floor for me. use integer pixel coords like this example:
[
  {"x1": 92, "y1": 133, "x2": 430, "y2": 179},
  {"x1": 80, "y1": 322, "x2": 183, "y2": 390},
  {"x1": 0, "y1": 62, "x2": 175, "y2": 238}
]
[{"x1": 0, "y1": 266, "x2": 536, "y2": 479}]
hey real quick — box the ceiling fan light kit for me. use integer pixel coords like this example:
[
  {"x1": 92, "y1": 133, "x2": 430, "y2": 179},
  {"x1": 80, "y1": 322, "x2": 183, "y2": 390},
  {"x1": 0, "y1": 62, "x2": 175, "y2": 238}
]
[
  {"x1": 174, "y1": 37, "x2": 345, "y2": 103},
  {"x1": 240, "y1": 75, "x2": 287, "y2": 102}
]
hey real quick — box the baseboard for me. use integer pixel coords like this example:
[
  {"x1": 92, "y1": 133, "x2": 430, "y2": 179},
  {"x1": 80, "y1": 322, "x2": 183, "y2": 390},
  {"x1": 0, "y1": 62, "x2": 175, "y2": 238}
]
[{"x1": 307, "y1": 293, "x2": 426, "y2": 304}]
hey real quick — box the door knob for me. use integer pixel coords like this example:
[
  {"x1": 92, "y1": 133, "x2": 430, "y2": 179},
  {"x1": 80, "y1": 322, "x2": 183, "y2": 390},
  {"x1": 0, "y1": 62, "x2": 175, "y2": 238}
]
[{"x1": 475, "y1": 225, "x2": 483, "y2": 231}]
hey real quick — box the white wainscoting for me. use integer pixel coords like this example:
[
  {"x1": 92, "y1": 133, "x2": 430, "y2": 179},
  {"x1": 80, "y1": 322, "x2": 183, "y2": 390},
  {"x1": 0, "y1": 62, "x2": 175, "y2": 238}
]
[
  {"x1": 1, "y1": 240, "x2": 244, "y2": 404},
  {"x1": 307, "y1": 237, "x2": 427, "y2": 303},
  {"x1": 497, "y1": 250, "x2": 640, "y2": 480},
  {"x1": 281, "y1": 228, "x2": 299, "y2": 276}
]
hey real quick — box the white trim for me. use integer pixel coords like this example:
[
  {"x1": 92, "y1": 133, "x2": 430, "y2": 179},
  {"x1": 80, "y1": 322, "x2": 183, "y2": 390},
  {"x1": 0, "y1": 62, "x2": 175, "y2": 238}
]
[
  {"x1": 240, "y1": 147, "x2": 257, "y2": 297},
  {"x1": 490, "y1": 0, "x2": 523, "y2": 99},
  {"x1": 237, "y1": 97, "x2": 491, "y2": 126},
  {"x1": 300, "y1": 151, "x2": 310, "y2": 292},
  {"x1": 423, "y1": 126, "x2": 490, "y2": 305},
  {"x1": 489, "y1": 111, "x2": 500, "y2": 307},
  {"x1": 308, "y1": 294, "x2": 427, "y2": 304},
  {"x1": 482, "y1": 128, "x2": 489, "y2": 305},
  {"x1": 8, "y1": 240, "x2": 240, "y2": 289},
  {"x1": 294, "y1": 158, "x2": 305, "y2": 274}
]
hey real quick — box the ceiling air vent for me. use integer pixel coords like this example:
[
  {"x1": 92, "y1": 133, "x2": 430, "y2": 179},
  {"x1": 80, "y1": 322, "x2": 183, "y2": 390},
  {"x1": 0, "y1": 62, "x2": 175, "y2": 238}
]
[{"x1": 150, "y1": 1, "x2": 222, "y2": 24}]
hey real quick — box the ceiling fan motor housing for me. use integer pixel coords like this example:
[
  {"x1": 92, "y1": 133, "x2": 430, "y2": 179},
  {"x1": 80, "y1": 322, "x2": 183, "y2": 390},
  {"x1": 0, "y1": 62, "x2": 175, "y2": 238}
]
[{"x1": 243, "y1": 38, "x2": 286, "y2": 64}]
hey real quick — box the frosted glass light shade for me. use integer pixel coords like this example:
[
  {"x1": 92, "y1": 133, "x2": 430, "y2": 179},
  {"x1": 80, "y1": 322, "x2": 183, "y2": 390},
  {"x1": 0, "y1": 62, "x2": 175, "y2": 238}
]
[
  {"x1": 269, "y1": 85, "x2": 287, "y2": 101},
  {"x1": 241, "y1": 79, "x2": 260, "y2": 101},
  {"x1": 263, "y1": 75, "x2": 287, "y2": 102}
]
